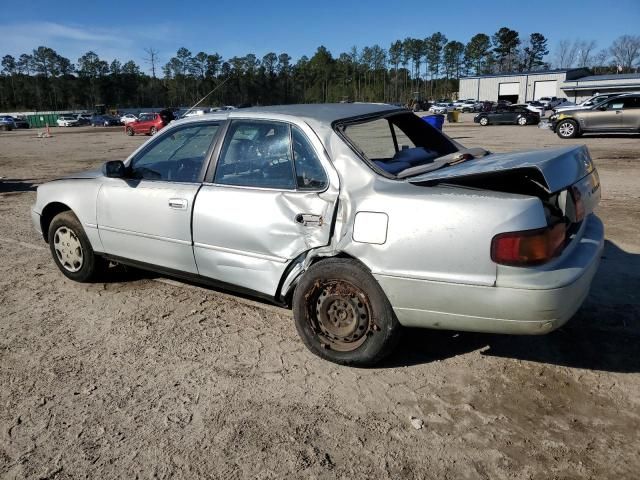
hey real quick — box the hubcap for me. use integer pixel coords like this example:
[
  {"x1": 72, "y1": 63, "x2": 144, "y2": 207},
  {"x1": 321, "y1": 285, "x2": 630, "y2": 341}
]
[
  {"x1": 480, "y1": 118, "x2": 488, "y2": 125},
  {"x1": 559, "y1": 122, "x2": 574, "y2": 136},
  {"x1": 53, "y1": 226, "x2": 83, "y2": 272},
  {"x1": 308, "y1": 280, "x2": 372, "y2": 352}
]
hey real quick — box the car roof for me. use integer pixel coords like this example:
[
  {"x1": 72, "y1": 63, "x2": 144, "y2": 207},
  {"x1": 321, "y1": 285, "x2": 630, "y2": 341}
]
[{"x1": 172, "y1": 103, "x2": 404, "y2": 130}]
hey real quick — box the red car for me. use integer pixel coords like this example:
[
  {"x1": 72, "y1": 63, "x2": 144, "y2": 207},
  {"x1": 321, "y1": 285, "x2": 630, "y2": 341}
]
[{"x1": 125, "y1": 110, "x2": 174, "y2": 136}]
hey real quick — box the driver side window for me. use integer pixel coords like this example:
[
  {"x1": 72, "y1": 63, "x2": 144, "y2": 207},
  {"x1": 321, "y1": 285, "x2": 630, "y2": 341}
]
[{"x1": 130, "y1": 123, "x2": 220, "y2": 182}]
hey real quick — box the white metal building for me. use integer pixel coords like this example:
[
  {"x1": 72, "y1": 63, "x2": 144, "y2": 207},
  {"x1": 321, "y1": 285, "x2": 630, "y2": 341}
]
[
  {"x1": 561, "y1": 73, "x2": 640, "y2": 103},
  {"x1": 458, "y1": 68, "x2": 614, "y2": 104}
]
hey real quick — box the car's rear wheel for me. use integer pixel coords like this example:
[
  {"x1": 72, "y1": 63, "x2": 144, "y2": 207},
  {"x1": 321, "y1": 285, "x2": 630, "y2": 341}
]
[
  {"x1": 126, "y1": 126, "x2": 134, "y2": 136},
  {"x1": 48, "y1": 211, "x2": 105, "y2": 282},
  {"x1": 517, "y1": 116, "x2": 528, "y2": 126},
  {"x1": 556, "y1": 119, "x2": 580, "y2": 138},
  {"x1": 479, "y1": 116, "x2": 489, "y2": 126},
  {"x1": 149, "y1": 126, "x2": 157, "y2": 136},
  {"x1": 292, "y1": 258, "x2": 402, "y2": 366}
]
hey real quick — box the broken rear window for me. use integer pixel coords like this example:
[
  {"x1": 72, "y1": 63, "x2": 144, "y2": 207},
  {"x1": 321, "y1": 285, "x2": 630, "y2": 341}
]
[{"x1": 338, "y1": 112, "x2": 458, "y2": 177}]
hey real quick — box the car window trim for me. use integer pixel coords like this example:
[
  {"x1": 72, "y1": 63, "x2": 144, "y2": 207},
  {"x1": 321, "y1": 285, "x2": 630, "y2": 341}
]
[
  {"x1": 204, "y1": 118, "x2": 329, "y2": 193},
  {"x1": 127, "y1": 120, "x2": 224, "y2": 184}
]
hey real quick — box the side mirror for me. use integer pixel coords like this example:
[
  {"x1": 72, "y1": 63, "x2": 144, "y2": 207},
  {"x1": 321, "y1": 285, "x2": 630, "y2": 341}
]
[
  {"x1": 598, "y1": 105, "x2": 607, "y2": 111},
  {"x1": 102, "y1": 160, "x2": 126, "y2": 178}
]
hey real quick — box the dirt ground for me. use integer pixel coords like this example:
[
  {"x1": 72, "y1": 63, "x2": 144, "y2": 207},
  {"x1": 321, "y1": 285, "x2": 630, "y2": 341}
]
[{"x1": 1, "y1": 118, "x2": 639, "y2": 479}]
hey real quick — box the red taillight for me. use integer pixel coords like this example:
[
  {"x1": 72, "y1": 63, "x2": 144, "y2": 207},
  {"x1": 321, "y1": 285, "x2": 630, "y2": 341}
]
[{"x1": 491, "y1": 224, "x2": 567, "y2": 266}]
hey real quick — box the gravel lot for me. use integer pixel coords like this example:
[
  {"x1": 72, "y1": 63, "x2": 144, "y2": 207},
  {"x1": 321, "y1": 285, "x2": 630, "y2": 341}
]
[{"x1": 1, "y1": 119, "x2": 639, "y2": 479}]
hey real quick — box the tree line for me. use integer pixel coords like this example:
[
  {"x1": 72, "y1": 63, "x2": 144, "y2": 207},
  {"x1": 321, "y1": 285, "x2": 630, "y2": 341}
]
[{"x1": 1, "y1": 30, "x2": 638, "y2": 112}]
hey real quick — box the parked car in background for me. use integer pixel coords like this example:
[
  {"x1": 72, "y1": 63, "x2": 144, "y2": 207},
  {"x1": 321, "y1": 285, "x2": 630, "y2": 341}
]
[
  {"x1": 553, "y1": 94, "x2": 620, "y2": 113},
  {"x1": 522, "y1": 101, "x2": 545, "y2": 116},
  {"x1": 456, "y1": 100, "x2": 477, "y2": 112},
  {"x1": 76, "y1": 113, "x2": 92, "y2": 126},
  {"x1": 474, "y1": 101, "x2": 494, "y2": 112},
  {"x1": 549, "y1": 93, "x2": 640, "y2": 138},
  {"x1": 0, "y1": 116, "x2": 16, "y2": 130},
  {"x1": 474, "y1": 105, "x2": 541, "y2": 126},
  {"x1": 31, "y1": 103, "x2": 603, "y2": 366},
  {"x1": 538, "y1": 97, "x2": 568, "y2": 110},
  {"x1": 120, "y1": 113, "x2": 138, "y2": 125},
  {"x1": 125, "y1": 109, "x2": 174, "y2": 136},
  {"x1": 90, "y1": 115, "x2": 122, "y2": 127},
  {"x1": 182, "y1": 109, "x2": 209, "y2": 118},
  {"x1": 211, "y1": 106, "x2": 238, "y2": 112},
  {"x1": 10, "y1": 116, "x2": 30, "y2": 128},
  {"x1": 429, "y1": 102, "x2": 455, "y2": 114},
  {"x1": 56, "y1": 115, "x2": 79, "y2": 127}
]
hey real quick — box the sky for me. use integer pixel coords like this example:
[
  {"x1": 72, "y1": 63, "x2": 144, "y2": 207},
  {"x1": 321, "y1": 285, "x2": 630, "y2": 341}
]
[{"x1": 1, "y1": 0, "x2": 639, "y2": 71}]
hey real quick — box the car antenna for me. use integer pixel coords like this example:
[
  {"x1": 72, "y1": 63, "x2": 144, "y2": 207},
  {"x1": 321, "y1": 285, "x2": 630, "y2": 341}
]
[{"x1": 182, "y1": 77, "x2": 231, "y2": 117}]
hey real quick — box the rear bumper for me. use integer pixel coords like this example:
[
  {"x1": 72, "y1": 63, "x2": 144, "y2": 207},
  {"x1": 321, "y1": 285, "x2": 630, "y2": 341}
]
[{"x1": 375, "y1": 214, "x2": 604, "y2": 335}]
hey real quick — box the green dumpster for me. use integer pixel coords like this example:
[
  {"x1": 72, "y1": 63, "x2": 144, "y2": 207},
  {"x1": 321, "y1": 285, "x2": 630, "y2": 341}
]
[{"x1": 27, "y1": 113, "x2": 60, "y2": 128}]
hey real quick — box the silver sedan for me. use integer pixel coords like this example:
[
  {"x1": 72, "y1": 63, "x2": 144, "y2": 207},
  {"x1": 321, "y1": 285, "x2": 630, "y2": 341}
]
[{"x1": 31, "y1": 104, "x2": 604, "y2": 366}]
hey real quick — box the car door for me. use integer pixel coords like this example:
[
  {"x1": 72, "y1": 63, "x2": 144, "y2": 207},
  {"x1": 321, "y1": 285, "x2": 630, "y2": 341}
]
[
  {"x1": 620, "y1": 96, "x2": 640, "y2": 130},
  {"x1": 583, "y1": 98, "x2": 623, "y2": 130},
  {"x1": 192, "y1": 119, "x2": 339, "y2": 297},
  {"x1": 493, "y1": 107, "x2": 508, "y2": 123},
  {"x1": 97, "y1": 121, "x2": 223, "y2": 273}
]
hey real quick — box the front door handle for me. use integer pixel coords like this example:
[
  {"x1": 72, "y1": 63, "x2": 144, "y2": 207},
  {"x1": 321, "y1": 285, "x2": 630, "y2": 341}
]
[
  {"x1": 295, "y1": 213, "x2": 323, "y2": 226},
  {"x1": 168, "y1": 198, "x2": 188, "y2": 210}
]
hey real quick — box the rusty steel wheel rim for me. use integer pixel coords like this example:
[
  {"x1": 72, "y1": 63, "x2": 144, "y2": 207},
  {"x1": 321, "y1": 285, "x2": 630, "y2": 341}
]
[{"x1": 307, "y1": 280, "x2": 373, "y2": 352}]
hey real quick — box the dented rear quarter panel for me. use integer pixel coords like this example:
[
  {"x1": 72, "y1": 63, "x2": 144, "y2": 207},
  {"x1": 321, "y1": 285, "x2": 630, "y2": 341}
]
[{"x1": 323, "y1": 131, "x2": 548, "y2": 287}]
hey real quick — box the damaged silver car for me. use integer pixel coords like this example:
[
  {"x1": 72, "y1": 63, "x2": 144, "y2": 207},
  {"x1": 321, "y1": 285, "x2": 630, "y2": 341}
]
[{"x1": 31, "y1": 104, "x2": 603, "y2": 366}]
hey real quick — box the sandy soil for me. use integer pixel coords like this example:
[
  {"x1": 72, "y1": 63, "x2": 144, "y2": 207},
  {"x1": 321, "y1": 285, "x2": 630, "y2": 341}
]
[{"x1": 1, "y1": 122, "x2": 639, "y2": 479}]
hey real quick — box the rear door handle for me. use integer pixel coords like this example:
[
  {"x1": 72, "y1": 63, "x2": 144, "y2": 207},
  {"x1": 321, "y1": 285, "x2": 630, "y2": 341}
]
[
  {"x1": 295, "y1": 213, "x2": 323, "y2": 226},
  {"x1": 168, "y1": 198, "x2": 188, "y2": 210}
]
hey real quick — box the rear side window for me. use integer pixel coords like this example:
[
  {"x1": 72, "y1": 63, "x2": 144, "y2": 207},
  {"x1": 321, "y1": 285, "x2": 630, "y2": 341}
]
[
  {"x1": 214, "y1": 120, "x2": 296, "y2": 189},
  {"x1": 292, "y1": 126, "x2": 328, "y2": 190},
  {"x1": 622, "y1": 97, "x2": 640, "y2": 109}
]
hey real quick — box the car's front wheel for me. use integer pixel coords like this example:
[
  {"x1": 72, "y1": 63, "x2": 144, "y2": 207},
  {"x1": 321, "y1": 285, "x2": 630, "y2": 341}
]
[
  {"x1": 48, "y1": 211, "x2": 105, "y2": 282},
  {"x1": 479, "y1": 116, "x2": 489, "y2": 126},
  {"x1": 292, "y1": 258, "x2": 402, "y2": 366},
  {"x1": 517, "y1": 116, "x2": 528, "y2": 126},
  {"x1": 556, "y1": 119, "x2": 580, "y2": 138}
]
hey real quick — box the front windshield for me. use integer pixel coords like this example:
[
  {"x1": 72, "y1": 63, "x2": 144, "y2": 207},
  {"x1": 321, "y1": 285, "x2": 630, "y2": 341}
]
[{"x1": 339, "y1": 112, "x2": 458, "y2": 177}]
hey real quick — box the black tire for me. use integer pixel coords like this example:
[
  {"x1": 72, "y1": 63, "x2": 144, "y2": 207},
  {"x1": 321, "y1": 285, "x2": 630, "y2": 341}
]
[
  {"x1": 292, "y1": 258, "x2": 402, "y2": 367},
  {"x1": 126, "y1": 126, "x2": 134, "y2": 136},
  {"x1": 48, "y1": 211, "x2": 105, "y2": 282},
  {"x1": 149, "y1": 126, "x2": 157, "y2": 136},
  {"x1": 556, "y1": 119, "x2": 580, "y2": 139},
  {"x1": 479, "y1": 116, "x2": 489, "y2": 126},
  {"x1": 517, "y1": 116, "x2": 528, "y2": 126}
]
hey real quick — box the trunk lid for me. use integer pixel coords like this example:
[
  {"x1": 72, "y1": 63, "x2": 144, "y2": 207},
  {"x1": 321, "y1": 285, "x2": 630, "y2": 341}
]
[{"x1": 406, "y1": 145, "x2": 595, "y2": 194}]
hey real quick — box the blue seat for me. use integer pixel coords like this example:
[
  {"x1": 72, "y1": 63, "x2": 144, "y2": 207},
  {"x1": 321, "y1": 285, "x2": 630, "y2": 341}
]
[{"x1": 373, "y1": 160, "x2": 411, "y2": 174}]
